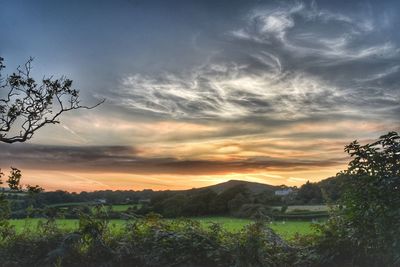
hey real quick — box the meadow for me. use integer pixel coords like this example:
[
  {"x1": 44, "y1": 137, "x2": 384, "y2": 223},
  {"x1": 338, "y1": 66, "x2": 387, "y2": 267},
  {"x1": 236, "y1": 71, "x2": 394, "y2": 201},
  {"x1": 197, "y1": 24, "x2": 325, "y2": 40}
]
[{"x1": 9, "y1": 216, "x2": 317, "y2": 239}]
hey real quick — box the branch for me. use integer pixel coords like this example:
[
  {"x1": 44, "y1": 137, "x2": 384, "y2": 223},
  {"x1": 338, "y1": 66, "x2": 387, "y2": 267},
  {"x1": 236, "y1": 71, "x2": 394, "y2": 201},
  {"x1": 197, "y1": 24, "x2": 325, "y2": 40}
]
[{"x1": 0, "y1": 57, "x2": 105, "y2": 144}]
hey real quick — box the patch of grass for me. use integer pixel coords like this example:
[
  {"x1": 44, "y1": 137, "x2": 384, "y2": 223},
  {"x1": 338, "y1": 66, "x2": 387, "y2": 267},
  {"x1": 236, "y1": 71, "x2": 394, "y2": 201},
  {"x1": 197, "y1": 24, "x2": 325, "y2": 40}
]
[
  {"x1": 193, "y1": 217, "x2": 316, "y2": 238},
  {"x1": 10, "y1": 218, "x2": 79, "y2": 232},
  {"x1": 193, "y1": 217, "x2": 251, "y2": 232},
  {"x1": 268, "y1": 221, "x2": 318, "y2": 239},
  {"x1": 109, "y1": 204, "x2": 141, "y2": 211},
  {"x1": 9, "y1": 217, "x2": 317, "y2": 239}
]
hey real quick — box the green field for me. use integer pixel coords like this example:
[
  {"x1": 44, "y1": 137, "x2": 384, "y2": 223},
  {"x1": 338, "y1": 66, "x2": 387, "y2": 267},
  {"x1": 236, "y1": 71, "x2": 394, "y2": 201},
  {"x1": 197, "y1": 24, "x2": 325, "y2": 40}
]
[
  {"x1": 10, "y1": 203, "x2": 324, "y2": 239},
  {"x1": 9, "y1": 217, "x2": 317, "y2": 239},
  {"x1": 194, "y1": 217, "x2": 316, "y2": 238},
  {"x1": 108, "y1": 204, "x2": 140, "y2": 211}
]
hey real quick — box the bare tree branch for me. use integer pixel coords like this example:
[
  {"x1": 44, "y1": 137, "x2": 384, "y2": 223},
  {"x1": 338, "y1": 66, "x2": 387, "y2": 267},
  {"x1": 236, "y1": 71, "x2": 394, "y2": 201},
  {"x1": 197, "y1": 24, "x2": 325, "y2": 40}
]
[{"x1": 0, "y1": 57, "x2": 104, "y2": 144}]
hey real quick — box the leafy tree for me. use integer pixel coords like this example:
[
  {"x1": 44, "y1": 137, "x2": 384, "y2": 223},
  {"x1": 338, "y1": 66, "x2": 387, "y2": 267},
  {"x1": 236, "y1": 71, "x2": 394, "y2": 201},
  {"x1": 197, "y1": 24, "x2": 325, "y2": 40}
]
[
  {"x1": 26, "y1": 184, "x2": 44, "y2": 194},
  {"x1": 344, "y1": 131, "x2": 399, "y2": 177},
  {"x1": 254, "y1": 190, "x2": 283, "y2": 206},
  {"x1": 318, "y1": 131, "x2": 400, "y2": 265},
  {"x1": 0, "y1": 170, "x2": 6, "y2": 220},
  {"x1": 6, "y1": 167, "x2": 22, "y2": 191},
  {"x1": 0, "y1": 57, "x2": 103, "y2": 143},
  {"x1": 211, "y1": 184, "x2": 250, "y2": 214},
  {"x1": 316, "y1": 176, "x2": 344, "y2": 202},
  {"x1": 296, "y1": 181, "x2": 323, "y2": 204},
  {"x1": 183, "y1": 189, "x2": 217, "y2": 216},
  {"x1": 228, "y1": 193, "x2": 249, "y2": 213},
  {"x1": 0, "y1": 169, "x2": 13, "y2": 240},
  {"x1": 160, "y1": 194, "x2": 187, "y2": 217}
]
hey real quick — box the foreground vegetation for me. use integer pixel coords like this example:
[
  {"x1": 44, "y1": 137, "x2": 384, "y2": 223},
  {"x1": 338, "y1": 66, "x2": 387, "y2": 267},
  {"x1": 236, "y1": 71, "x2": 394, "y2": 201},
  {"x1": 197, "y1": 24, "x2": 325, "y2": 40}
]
[
  {"x1": 9, "y1": 217, "x2": 316, "y2": 239},
  {"x1": 1, "y1": 215, "x2": 320, "y2": 267}
]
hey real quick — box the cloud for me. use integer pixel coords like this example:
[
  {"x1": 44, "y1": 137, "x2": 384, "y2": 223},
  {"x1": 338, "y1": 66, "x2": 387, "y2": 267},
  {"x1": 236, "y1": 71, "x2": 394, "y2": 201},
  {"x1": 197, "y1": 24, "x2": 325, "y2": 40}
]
[
  {"x1": 231, "y1": 2, "x2": 302, "y2": 43},
  {"x1": 232, "y1": 1, "x2": 398, "y2": 64},
  {"x1": 0, "y1": 143, "x2": 344, "y2": 175},
  {"x1": 103, "y1": 1, "x2": 399, "y2": 127},
  {"x1": 109, "y1": 62, "x2": 343, "y2": 120}
]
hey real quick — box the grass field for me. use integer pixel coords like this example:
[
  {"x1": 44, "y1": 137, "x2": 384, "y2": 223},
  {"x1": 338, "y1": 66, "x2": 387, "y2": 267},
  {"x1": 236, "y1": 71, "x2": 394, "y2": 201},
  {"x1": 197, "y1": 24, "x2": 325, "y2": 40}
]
[
  {"x1": 9, "y1": 217, "x2": 318, "y2": 239},
  {"x1": 108, "y1": 204, "x2": 140, "y2": 211},
  {"x1": 193, "y1": 217, "x2": 316, "y2": 239}
]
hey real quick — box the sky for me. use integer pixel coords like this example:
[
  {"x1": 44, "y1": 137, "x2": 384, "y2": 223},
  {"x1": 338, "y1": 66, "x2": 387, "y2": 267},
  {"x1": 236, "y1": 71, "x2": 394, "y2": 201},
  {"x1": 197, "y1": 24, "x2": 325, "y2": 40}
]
[{"x1": 0, "y1": 0, "x2": 399, "y2": 192}]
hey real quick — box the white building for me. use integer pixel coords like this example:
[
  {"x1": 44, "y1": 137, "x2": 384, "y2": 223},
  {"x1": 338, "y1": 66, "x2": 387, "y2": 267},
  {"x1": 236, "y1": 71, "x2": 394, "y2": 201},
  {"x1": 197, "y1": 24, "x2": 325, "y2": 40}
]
[
  {"x1": 274, "y1": 188, "x2": 293, "y2": 196},
  {"x1": 95, "y1": 198, "x2": 107, "y2": 204}
]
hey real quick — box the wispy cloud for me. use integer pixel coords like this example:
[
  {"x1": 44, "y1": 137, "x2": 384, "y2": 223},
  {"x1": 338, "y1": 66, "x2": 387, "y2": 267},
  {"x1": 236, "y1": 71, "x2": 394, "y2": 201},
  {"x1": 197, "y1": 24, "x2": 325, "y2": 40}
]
[
  {"x1": 104, "y1": 1, "x2": 399, "y2": 126},
  {"x1": 110, "y1": 62, "x2": 343, "y2": 120}
]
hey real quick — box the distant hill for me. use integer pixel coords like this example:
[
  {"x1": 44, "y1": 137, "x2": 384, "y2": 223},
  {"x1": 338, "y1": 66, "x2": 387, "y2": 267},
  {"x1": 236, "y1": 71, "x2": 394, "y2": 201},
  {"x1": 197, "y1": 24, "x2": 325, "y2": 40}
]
[{"x1": 200, "y1": 179, "x2": 280, "y2": 194}]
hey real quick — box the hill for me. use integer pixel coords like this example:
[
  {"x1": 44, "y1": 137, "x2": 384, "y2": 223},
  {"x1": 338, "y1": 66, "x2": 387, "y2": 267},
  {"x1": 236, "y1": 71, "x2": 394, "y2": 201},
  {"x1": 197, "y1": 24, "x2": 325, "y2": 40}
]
[{"x1": 200, "y1": 179, "x2": 280, "y2": 194}]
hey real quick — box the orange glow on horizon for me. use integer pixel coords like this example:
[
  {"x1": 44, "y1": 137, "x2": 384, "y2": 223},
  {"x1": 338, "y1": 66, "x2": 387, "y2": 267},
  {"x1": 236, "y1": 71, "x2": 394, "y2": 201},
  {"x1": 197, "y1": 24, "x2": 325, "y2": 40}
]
[{"x1": 20, "y1": 165, "x2": 346, "y2": 192}]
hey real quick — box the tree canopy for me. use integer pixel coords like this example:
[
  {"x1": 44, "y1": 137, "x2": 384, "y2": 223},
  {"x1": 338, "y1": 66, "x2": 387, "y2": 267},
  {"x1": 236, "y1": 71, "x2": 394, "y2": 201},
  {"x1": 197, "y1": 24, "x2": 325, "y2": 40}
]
[{"x1": 319, "y1": 131, "x2": 400, "y2": 265}]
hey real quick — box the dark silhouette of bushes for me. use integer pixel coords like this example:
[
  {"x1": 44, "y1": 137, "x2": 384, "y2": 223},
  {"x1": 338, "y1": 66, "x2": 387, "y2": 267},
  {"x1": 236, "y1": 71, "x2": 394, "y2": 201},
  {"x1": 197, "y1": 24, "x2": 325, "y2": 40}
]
[
  {"x1": 0, "y1": 215, "x2": 316, "y2": 267},
  {"x1": 313, "y1": 132, "x2": 400, "y2": 266}
]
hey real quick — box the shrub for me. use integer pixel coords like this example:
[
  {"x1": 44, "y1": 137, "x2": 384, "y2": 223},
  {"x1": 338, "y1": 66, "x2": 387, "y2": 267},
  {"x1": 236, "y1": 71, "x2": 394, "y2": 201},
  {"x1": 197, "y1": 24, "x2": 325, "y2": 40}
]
[
  {"x1": 0, "y1": 214, "x2": 316, "y2": 266},
  {"x1": 314, "y1": 132, "x2": 400, "y2": 266}
]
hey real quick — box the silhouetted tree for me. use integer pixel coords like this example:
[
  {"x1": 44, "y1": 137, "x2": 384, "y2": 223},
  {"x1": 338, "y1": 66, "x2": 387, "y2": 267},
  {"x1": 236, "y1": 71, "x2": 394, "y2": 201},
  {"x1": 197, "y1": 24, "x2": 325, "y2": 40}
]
[
  {"x1": 344, "y1": 131, "x2": 400, "y2": 177},
  {"x1": 183, "y1": 189, "x2": 217, "y2": 216},
  {"x1": 318, "y1": 131, "x2": 400, "y2": 265},
  {"x1": 6, "y1": 167, "x2": 22, "y2": 191},
  {"x1": 254, "y1": 191, "x2": 283, "y2": 206},
  {"x1": 0, "y1": 57, "x2": 103, "y2": 143},
  {"x1": 211, "y1": 184, "x2": 249, "y2": 214},
  {"x1": 26, "y1": 184, "x2": 44, "y2": 194},
  {"x1": 315, "y1": 176, "x2": 344, "y2": 202},
  {"x1": 296, "y1": 181, "x2": 323, "y2": 204}
]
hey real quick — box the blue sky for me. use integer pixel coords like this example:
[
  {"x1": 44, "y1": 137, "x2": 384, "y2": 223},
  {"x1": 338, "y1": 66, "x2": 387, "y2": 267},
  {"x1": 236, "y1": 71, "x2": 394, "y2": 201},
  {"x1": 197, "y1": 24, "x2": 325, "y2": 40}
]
[{"x1": 1, "y1": 0, "x2": 399, "y2": 191}]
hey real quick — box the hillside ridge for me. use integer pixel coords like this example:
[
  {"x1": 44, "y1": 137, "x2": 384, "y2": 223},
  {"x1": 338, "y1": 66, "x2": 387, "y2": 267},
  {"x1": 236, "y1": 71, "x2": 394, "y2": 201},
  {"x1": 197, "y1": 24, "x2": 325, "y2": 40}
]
[{"x1": 199, "y1": 179, "x2": 283, "y2": 194}]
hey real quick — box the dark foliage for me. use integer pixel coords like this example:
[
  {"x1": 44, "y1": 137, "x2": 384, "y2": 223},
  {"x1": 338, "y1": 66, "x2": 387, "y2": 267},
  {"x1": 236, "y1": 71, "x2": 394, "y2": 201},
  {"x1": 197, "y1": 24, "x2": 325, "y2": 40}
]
[
  {"x1": 0, "y1": 214, "x2": 317, "y2": 267},
  {"x1": 296, "y1": 181, "x2": 323, "y2": 204},
  {"x1": 6, "y1": 167, "x2": 22, "y2": 191},
  {"x1": 315, "y1": 131, "x2": 400, "y2": 266}
]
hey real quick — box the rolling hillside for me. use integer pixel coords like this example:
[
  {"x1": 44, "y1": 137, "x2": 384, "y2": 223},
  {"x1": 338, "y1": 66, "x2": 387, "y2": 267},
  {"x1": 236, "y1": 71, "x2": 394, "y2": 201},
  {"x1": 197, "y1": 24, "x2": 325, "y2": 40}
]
[{"x1": 200, "y1": 179, "x2": 280, "y2": 194}]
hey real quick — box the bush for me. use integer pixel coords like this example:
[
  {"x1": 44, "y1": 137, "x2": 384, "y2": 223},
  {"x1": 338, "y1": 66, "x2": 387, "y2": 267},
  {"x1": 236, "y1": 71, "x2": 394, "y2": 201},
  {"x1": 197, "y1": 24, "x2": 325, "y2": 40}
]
[
  {"x1": 0, "y1": 214, "x2": 316, "y2": 266},
  {"x1": 314, "y1": 132, "x2": 400, "y2": 266}
]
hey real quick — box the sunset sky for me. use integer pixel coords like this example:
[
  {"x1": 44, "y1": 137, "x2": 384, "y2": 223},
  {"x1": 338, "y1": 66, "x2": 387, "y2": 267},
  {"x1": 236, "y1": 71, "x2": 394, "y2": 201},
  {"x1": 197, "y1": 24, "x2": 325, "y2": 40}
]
[{"x1": 1, "y1": 0, "x2": 399, "y2": 192}]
